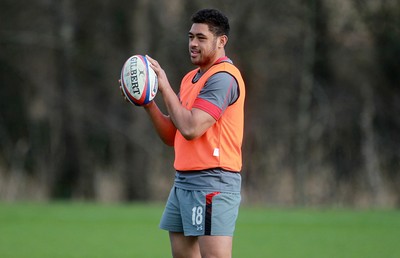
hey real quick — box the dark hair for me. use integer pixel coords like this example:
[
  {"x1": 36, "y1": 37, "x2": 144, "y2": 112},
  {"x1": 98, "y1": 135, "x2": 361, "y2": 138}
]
[{"x1": 191, "y1": 9, "x2": 230, "y2": 37}]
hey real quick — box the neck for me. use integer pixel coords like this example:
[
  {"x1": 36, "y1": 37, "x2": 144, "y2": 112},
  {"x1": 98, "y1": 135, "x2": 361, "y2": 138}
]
[{"x1": 199, "y1": 55, "x2": 228, "y2": 73}]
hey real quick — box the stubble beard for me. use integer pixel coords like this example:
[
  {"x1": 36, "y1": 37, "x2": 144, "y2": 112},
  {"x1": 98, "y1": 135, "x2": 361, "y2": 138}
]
[{"x1": 190, "y1": 41, "x2": 218, "y2": 67}]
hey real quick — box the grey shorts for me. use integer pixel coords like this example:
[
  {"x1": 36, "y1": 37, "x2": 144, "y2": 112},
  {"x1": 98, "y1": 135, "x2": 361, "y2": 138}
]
[{"x1": 159, "y1": 186, "x2": 241, "y2": 236}]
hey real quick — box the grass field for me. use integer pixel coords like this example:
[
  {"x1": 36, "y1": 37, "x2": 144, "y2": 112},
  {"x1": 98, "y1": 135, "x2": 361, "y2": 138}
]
[{"x1": 1, "y1": 202, "x2": 399, "y2": 258}]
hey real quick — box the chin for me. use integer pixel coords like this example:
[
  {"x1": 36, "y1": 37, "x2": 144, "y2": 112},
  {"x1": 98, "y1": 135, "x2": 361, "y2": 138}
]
[{"x1": 190, "y1": 58, "x2": 201, "y2": 66}]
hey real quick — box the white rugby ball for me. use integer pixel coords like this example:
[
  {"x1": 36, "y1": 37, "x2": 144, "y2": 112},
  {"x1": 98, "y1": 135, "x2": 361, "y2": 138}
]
[{"x1": 120, "y1": 55, "x2": 158, "y2": 106}]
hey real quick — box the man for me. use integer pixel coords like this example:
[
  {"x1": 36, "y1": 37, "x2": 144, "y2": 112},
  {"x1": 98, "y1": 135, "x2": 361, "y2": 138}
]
[{"x1": 123, "y1": 9, "x2": 245, "y2": 258}]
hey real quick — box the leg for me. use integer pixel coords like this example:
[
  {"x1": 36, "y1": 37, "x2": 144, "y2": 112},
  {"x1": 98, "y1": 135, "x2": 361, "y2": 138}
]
[
  {"x1": 198, "y1": 236, "x2": 233, "y2": 258},
  {"x1": 169, "y1": 232, "x2": 201, "y2": 258}
]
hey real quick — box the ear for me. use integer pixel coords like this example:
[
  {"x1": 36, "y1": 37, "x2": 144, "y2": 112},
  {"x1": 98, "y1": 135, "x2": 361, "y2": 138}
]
[{"x1": 218, "y1": 35, "x2": 228, "y2": 48}]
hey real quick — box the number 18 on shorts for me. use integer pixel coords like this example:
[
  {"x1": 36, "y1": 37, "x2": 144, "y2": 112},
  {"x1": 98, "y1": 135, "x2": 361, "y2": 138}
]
[{"x1": 159, "y1": 187, "x2": 241, "y2": 236}]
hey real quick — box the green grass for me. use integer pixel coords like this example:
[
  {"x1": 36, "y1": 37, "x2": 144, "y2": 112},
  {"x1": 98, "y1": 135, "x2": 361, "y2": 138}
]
[
  {"x1": 1, "y1": 203, "x2": 399, "y2": 258},
  {"x1": 234, "y1": 207, "x2": 400, "y2": 258}
]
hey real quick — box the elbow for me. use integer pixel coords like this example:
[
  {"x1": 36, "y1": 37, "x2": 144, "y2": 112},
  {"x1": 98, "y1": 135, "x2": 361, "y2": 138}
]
[
  {"x1": 160, "y1": 131, "x2": 176, "y2": 146},
  {"x1": 179, "y1": 128, "x2": 199, "y2": 141},
  {"x1": 163, "y1": 138, "x2": 175, "y2": 147},
  {"x1": 182, "y1": 134, "x2": 196, "y2": 141}
]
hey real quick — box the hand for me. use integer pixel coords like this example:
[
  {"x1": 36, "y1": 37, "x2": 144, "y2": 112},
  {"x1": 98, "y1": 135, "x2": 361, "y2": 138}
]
[
  {"x1": 119, "y1": 79, "x2": 154, "y2": 107},
  {"x1": 146, "y1": 55, "x2": 171, "y2": 94}
]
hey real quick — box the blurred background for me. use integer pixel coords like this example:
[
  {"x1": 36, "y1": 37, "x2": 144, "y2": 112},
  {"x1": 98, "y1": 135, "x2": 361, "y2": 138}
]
[{"x1": 0, "y1": 0, "x2": 399, "y2": 208}]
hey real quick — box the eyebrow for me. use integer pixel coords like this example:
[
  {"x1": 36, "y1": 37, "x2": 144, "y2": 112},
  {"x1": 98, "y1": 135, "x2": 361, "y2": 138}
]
[{"x1": 188, "y1": 32, "x2": 207, "y2": 37}]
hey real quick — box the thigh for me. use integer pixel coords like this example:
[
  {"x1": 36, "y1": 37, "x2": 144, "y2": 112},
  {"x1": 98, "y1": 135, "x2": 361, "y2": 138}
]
[
  {"x1": 198, "y1": 235, "x2": 233, "y2": 258},
  {"x1": 207, "y1": 191, "x2": 241, "y2": 236},
  {"x1": 169, "y1": 232, "x2": 201, "y2": 258},
  {"x1": 180, "y1": 190, "x2": 241, "y2": 236},
  {"x1": 159, "y1": 187, "x2": 184, "y2": 233}
]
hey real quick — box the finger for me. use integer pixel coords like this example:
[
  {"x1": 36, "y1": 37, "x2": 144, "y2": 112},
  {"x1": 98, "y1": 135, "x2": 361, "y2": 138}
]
[
  {"x1": 149, "y1": 63, "x2": 157, "y2": 73},
  {"x1": 146, "y1": 55, "x2": 158, "y2": 67},
  {"x1": 146, "y1": 58, "x2": 159, "y2": 75},
  {"x1": 119, "y1": 86, "x2": 129, "y2": 103},
  {"x1": 145, "y1": 54, "x2": 153, "y2": 62}
]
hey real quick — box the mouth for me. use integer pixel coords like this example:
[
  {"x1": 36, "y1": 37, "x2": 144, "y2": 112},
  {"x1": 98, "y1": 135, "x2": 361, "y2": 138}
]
[{"x1": 190, "y1": 49, "x2": 200, "y2": 58}]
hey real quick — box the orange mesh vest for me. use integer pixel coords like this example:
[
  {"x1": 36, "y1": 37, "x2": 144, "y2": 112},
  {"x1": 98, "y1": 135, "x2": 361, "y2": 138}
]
[{"x1": 174, "y1": 61, "x2": 245, "y2": 172}]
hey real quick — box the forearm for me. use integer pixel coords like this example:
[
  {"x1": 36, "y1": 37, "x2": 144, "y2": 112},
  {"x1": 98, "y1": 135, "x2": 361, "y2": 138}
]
[
  {"x1": 160, "y1": 87, "x2": 192, "y2": 134},
  {"x1": 144, "y1": 101, "x2": 176, "y2": 146},
  {"x1": 160, "y1": 86, "x2": 214, "y2": 140}
]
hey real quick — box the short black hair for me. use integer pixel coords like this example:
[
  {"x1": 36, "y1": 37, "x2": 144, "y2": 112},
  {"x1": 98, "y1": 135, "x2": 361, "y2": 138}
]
[{"x1": 191, "y1": 9, "x2": 230, "y2": 37}]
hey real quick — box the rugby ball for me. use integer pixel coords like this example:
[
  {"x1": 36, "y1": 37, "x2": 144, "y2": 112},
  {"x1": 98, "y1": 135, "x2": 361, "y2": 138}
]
[{"x1": 120, "y1": 55, "x2": 158, "y2": 106}]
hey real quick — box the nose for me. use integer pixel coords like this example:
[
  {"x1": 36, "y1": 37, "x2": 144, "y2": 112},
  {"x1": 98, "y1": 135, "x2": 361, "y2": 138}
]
[{"x1": 189, "y1": 38, "x2": 198, "y2": 48}]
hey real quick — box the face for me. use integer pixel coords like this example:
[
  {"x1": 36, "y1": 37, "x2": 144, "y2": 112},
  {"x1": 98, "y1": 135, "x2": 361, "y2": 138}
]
[{"x1": 188, "y1": 23, "x2": 224, "y2": 71}]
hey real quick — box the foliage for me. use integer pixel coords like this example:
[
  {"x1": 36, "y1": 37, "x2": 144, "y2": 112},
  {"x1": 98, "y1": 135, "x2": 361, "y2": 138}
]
[{"x1": 0, "y1": 0, "x2": 399, "y2": 206}]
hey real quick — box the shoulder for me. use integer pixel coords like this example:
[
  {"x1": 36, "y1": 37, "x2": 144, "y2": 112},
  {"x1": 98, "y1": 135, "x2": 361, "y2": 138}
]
[
  {"x1": 199, "y1": 70, "x2": 239, "y2": 108},
  {"x1": 201, "y1": 72, "x2": 238, "y2": 100},
  {"x1": 210, "y1": 59, "x2": 242, "y2": 83},
  {"x1": 207, "y1": 72, "x2": 237, "y2": 86}
]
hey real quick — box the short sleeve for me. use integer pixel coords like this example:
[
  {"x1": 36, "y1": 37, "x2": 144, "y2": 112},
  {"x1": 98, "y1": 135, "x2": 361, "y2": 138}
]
[{"x1": 192, "y1": 72, "x2": 239, "y2": 120}]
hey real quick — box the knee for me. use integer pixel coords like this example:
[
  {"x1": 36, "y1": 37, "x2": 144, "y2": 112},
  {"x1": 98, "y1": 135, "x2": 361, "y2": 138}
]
[
  {"x1": 200, "y1": 251, "x2": 232, "y2": 258},
  {"x1": 172, "y1": 249, "x2": 201, "y2": 258}
]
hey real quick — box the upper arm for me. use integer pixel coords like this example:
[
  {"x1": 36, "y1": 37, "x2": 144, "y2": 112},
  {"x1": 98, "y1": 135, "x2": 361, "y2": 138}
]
[
  {"x1": 188, "y1": 107, "x2": 217, "y2": 139},
  {"x1": 193, "y1": 72, "x2": 239, "y2": 120},
  {"x1": 182, "y1": 72, "x2": 238, "y2": 140}
]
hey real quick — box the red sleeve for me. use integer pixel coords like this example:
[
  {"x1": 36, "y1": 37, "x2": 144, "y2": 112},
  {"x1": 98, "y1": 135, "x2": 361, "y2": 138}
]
[{"x1": 192, "y1": 98, "x2": 222, "y2": 121}]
